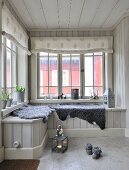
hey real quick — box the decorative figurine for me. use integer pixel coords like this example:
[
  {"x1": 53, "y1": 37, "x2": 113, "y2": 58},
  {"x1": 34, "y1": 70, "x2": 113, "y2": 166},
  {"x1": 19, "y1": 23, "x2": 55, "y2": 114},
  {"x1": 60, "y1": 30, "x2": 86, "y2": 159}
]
[
  {"x1": 90, "y1": 90, "x2": 99, "y2": 99},
  {"x1": 103, "y1": 88, "x2": 115, "y2": 108},
  {"x1": 92, "y1": 147, "x2": 102, "y2": 159},
  {"x1": 85, "y1": 143, "x2": 93, "y2": 155},
  {"x1": 56, "y1": 124, "x2": 63, "y2": 137},
  {"x1": 58, "y1": 93, "x2": 66, "y2": 99}
]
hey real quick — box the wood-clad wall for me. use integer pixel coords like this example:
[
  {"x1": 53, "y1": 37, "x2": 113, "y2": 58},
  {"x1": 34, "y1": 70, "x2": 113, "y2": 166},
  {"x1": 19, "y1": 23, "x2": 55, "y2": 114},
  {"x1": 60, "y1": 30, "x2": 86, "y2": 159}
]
[{"x1": 113, "y1": 16, "x2": 129, "y2": 128}]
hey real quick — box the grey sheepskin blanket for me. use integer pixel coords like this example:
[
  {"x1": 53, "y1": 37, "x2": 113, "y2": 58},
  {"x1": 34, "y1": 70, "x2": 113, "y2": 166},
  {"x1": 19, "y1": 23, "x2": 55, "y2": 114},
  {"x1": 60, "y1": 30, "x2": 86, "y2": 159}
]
[
  {"x1": 12, "y1": 103, "x2": 105, "y2": 129},
  {"x1": 12, "y1": 105, "x2": 54, "y2": 123},
  {"x1": 51, "y1": 104, "x2": 105, "y2": 130}
]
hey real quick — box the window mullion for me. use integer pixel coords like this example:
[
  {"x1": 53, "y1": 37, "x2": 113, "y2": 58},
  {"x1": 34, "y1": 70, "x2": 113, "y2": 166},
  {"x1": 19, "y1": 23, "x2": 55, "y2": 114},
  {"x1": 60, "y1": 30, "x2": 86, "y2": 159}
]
[
  {"x1": 11, "y1": 42, "x2": 13, "y2": 93},
  {"x1": 48, "y1": 54, "x2": 50, "y2": 96},
  {"x1": 16, "y1": 46, "x2": 18, "y2": 86},
  {"x1": 93, "y1": 53, "x2": 94, "y2": 90},
  {"x1": 80, "y1": 54, "x2": 84, "y2": 99},
  {"x1": 37, "y1": 54, "x2": 40, "y2": 98},
  {"x1": 58, "y1": 54, "x2": 62, "y2": 95},
  {"x1": 4, "y1": 38, "x2": 7, "y2": 92},
  {"x1": 70, "y1": 55, "x2": 72, "y2": 92},
  {"x1": 102, "y1": 52, "x2": 105, "y2": 93}
]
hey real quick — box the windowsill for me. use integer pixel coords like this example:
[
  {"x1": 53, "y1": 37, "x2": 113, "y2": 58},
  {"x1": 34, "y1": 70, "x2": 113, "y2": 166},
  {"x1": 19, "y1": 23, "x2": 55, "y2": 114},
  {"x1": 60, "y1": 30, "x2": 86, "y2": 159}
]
[
  {"x1": 105, "y1": 107, "x2": 126, "y2": 111},
  {"x1": 30, "y1": 98, "x2": 103, "y2": 104},
  {"x1": 1, "y1": 101, "x2": 28, "y2": 118},
  {"x1": 30, "y1": 99, "x2": 126, "y2": 111}
]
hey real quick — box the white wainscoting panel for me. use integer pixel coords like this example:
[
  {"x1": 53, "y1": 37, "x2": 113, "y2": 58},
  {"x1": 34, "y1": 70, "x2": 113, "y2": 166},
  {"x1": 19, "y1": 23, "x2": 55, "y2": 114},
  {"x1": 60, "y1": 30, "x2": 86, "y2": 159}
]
[
  {"x1": 3, "y1": 124, "x2": 13, "y2": 148},
  {"x1": 13, "y1": 124, "x2": 22, "y2": 147},
  {"x1": 48, "y1": 109, "x2": 126, "y2": 130},
  {"x1": 22, "y1": 124, "x2": 32, "y2": 148},
  {"x1": 121, "y1": 110, "x2": 126, "y2": 128},
  {"x1": 2, "y1": 117, "x2": 47, "y2": 149},
  {"x1": 32, "y1": 122, "x2": 40, "y2": 147}
]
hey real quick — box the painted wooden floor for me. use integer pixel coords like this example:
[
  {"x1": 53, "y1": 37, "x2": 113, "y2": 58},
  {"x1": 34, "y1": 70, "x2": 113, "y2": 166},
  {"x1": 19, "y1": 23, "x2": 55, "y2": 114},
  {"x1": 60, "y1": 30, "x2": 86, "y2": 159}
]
[{"x1": 38, "y1": 137, "x2": 129, "y2": 170}]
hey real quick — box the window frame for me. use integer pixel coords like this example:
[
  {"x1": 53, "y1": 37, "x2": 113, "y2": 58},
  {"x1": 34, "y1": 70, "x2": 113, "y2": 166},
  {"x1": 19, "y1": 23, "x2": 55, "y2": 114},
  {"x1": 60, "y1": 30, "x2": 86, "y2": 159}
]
[
  {"x1": 1, "y1": 37, "x2": 17, "y2": 94},
  {"x1": 37, "y1": 52, "x2": 105, "y2": 99},
  {"x1": 61, "y1": 54, "x2": 81, "y2": 98},
  {"x1": 83, "y1": 52, "x2": 105, "y2": 98},
  {"x1": 37, "y1": 53, "x2": 59, "y2": 99}
]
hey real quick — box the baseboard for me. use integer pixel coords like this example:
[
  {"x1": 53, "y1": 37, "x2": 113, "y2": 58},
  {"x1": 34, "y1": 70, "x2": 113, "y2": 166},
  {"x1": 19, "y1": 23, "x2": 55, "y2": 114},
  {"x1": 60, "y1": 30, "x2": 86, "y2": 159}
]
[
  {"x1": 48, "y1": 128, "x2": 125, "y2": 138},
  {"x1": 125, "y1": 128, "x2": 129, "y2": 137},
  {"x1": 0, "y1": 146, "x2": 4, "y2": 162},
  {"x1": 4, "y1": 131, "x2": 48, "y2": 160}
]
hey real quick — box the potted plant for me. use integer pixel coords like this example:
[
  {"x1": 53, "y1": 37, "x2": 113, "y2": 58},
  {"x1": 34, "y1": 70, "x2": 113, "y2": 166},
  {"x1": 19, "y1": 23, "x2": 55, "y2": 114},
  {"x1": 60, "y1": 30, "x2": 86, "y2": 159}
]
[
  {"x1": 6, "y1": 92, "x2": 13, "y2": 107},
  {"x1": 0, "y1": 91, "x2": 9, "y2": 109},
  {"x1": 15, "y1": 85, "x2": 25, "y2": 103}
]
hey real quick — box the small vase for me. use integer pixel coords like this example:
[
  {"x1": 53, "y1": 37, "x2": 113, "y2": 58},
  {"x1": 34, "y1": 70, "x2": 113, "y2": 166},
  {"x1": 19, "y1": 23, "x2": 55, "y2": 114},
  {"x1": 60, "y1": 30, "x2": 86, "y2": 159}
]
[
  {"x1": 1, "y1": 100, "x2": 7, "y2": 109},
  {"x1": 6, "y1": 98, "x2": 13, "y2": 107},
  {"x1": 71, "y1": 89, "x2": 79, "y2": 99}
]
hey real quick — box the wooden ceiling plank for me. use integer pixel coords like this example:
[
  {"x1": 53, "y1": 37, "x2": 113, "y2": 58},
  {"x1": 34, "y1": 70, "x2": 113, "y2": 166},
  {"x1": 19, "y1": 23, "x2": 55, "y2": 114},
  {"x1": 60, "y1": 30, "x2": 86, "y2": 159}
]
[
  {"x1": 40, "y1": 0, "x2": 48, "y2": 28},
  {"x1": 91, "y1": 0, "x2": 118, "y2": 27},
  {"x1": 77, "y1": 0, "x2": 86, "y2": 27},
  {"x1": 58, "y1": 0, "x2": 71, "y2": 28},
  {"x1": 79, "y1": 0, "x2": 102, "y2": 28},
  {"x1": 40, "y1": 0, "x2": 59, "y2": 28},
  {"x1": 103, "y1": 0, "x2": 129, "y2": 27},
  {"x1": 90, "y1": 0, "x2": 103, "y2": 27},
  {"x1": 23, "y1": 0, "x2": 47, "y2": 28},
  {"x1": 10, "y1": 0, "x2": 34, "y2": 28},
  {"x1": 68, "y1": 0, "x2": 84, "y2": 28}
]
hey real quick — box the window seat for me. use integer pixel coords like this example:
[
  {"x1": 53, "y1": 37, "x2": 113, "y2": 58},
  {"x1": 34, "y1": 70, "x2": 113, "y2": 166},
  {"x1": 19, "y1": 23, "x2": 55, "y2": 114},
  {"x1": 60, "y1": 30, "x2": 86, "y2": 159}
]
[
  {"x1": 2, "y1": 116, "x2": 47, "y2": 159},
  {"x1": 1, "y1": 104, "x2": 126, "y2": 160}
]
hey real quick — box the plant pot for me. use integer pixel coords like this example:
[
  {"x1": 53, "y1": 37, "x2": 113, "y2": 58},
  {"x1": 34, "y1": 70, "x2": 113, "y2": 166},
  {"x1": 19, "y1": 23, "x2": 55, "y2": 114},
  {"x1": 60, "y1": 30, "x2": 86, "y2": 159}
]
[
  {"x1": 16, "y1": 92, "x2": 25, "y2": 103},
  {"x1": 1, "y1": 100, "x2": 7, "y2": 109},
  {"x1": 6, "y1": 98, "x2": 13, "y2": 107}
]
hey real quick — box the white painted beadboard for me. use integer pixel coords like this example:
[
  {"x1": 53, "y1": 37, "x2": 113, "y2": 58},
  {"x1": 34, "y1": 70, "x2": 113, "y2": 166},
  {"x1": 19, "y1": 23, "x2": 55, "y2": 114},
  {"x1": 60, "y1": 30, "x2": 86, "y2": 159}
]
[
  {"x1": 113, "y1": 16, "x2": 129, "y2": 109},
  {"x1": 48, "y1": 110, "x2": 126, "y2": 129},
  {"x1": 2, "y1": 117, "x2": 47, "y2": 148},
  {"x1": 113, "y1": 15, "x2": 129, "y2": 129}
]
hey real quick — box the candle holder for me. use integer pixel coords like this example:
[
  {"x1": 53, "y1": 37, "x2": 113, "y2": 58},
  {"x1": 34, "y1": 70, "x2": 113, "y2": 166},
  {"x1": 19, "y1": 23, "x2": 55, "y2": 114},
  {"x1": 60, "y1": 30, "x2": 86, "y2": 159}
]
[{"x1": 51, "y1": 135, "x2": 68, "y2": 153}]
